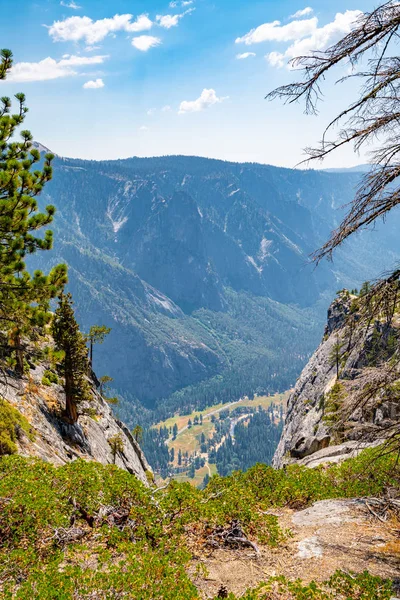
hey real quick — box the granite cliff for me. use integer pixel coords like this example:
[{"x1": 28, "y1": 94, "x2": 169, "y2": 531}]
[
  {"x1": 273, "y1": 291, "x2": 400, "y2": 469},
  {"x1": 0, "y1": 357, "x2": 150, "y2": 485}
]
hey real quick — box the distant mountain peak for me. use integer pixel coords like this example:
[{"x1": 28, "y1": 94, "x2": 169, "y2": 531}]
[{"x1": 32, "y1": 141, "x2": 55, "y2": 155}]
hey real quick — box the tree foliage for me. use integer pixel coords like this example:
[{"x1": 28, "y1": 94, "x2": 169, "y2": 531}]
[
  {"x1": 0, "y1": 49, "x2": 67, "y2": 373},
  {"x1": 52, "y1": 293, "x2": 91, "y2": 423},
  {"x1": 86, "y1": 325, "x2": 111, "y2": 364}
]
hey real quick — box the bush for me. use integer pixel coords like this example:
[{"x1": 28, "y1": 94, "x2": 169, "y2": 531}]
[
  {"x1": 43, "y1": 369, "x2": 59, "y2": 385},
  {"x1": 0, "y1": 400, "x2": 34, "y2": 455},
  {"x1": 0, "y1": 447, "x2": 397, "y2": 598},
  {"x1": 239, "y1": 570, "x2": 393, "y2": 600}
]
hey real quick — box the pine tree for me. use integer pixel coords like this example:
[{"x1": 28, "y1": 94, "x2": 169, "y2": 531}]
[
  {"x1": 172, "y1": 423, "x2": 178, "y2": 439},
  {"x1": 108, "y1": 433, "x2": 124, "y2": 464},
  {"x1": 178, "y1": 448, "x2": 182, "y2": 466},
  {"x1": 0, "y1": 49, "x2": 67, "y2": 374},
  {"x1": 52, "y1": 293, "x2": 91, "y2": 423},
  {"x1": 329, "y1": 335, "x2": 344, "y2": 380},
  {"x1": 98, "y1": 375, "x2": 118, "y2": 405},
  {"x1": 86, "y1": 325, "x2": 111, "y2": 365},
  {"x1": 132, "y1": 425, "x2": 143, "y2": 443}
]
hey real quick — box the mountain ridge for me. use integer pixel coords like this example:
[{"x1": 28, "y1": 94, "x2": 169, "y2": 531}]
[{"x1": 29, "y1": 154, "x2": 400, "y2": 420}]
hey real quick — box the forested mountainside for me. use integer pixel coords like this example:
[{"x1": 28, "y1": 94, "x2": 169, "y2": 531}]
[{"x1": 31, "y1": 155, "x2": 400, "y2": 421}]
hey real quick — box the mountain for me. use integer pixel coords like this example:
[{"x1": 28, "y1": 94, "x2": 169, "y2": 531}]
[
  {"x1": 323, "y1": 164, "x2": 371, "y2": 173},
  {"x1": 31, "y1": 155, "x2": 400, "y2": 422}
]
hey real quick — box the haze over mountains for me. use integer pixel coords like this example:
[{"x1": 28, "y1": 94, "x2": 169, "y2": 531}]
[{"x1": 32, "y1": 154, "x2": 400, "y2": 424}]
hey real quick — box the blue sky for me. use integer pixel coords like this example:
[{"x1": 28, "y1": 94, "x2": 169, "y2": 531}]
[{"x1": 0, "y1": 0, "x2": 375, "y2": 167}]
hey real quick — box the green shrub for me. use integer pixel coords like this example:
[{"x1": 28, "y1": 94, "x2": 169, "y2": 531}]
[
  {"x1": 0, "y1": 400, "x2": 34, "y2": 455},
  {"x1": 238, "y1": 570, "x2": 393, "y2": 600},
  {"x1": 0, "y1": 448, "x2": 397, "y2": 598},
  {"x1": 43, "y1": 369, "x2": 59, "y2": 384}
]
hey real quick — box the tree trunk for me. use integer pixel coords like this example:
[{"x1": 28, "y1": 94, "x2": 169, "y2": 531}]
[
  {"x1": 65, "y1": 372, "x2": 78, "y2": 423},
  {"x1": 13, "y1": 332, "x2": 24, "y2": 376},
  {"x1": 90, "y1": 338, "x2": 93, "y2": 364}
]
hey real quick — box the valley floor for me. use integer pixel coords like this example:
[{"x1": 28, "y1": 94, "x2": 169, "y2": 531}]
[{"x1": 153, "y1": 392, "x2": 288, "y2": 486}]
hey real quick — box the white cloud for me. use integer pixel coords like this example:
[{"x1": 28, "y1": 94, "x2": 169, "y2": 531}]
[
  {"x1": 236, "y1": 52, "x2": 256, "y2": 59},
  {"x1": 147, "y1": 108, "x2": 156, "y2": 116},
  {"x1": 132, "y1": 35, "x2": 161, "y2": 51},
  {"x1": 83, "y1": 78, "x2": 104, "y2": 88},
  {"x1": 179, "y1": 88, "x2": 228, "y2": 114},
  {"x1": 162, "y1": 105, "x2": 171, "y2": 112},
  {"x1": 290, "y1": 7, "x2": 313, "y2": 19},
  {"x1": 48, "y1": 13, "x2": 152, "y2": 44},
  {"x1": 169, "y1": 0, "x2": 193, "y2": 7},
  {"x1": 60, "y1": 1, "x2": 81, "y2": 8},
  {"x1": 6, "y1": 54, "x2": 107, "y2": 82},
  {"x1": 156, "y1": 8, "x2": 194, "y2": 29},
  {"x1": 236, "y1": 16, "x2": 317, "y2": 45},
  {"x1": 139, "y1": 125, "x2": 149, "y2": 131},
  {"x1": 265, "y1": 10, "x2": 362, "y2": 68}
]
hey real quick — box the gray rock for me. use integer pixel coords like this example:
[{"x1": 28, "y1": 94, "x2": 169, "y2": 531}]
[
  {"x1": 292, "y1": 499, "x2": 363, "y2": 527},
  {"x1": 273, "y1": 292, "x2": 399, "y2": 469}
]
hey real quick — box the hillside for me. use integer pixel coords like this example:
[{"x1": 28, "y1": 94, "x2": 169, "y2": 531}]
[{"x1": 29, "y1": 155, "x2": 400, "y2": 423}]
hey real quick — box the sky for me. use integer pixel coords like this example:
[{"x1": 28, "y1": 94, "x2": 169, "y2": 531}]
[{"x1": 0, "y1": 0, "x2": 377, "y2": 167}]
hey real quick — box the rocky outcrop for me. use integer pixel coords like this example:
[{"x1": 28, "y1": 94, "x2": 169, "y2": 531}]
[
  {"x1": 273, "y1": 292, "x2": 400, "y2": 468},
  {"x1": 0, "y1": 363, "x2": 151, "y2": 485}
]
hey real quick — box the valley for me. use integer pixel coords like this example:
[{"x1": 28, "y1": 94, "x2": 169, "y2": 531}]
[
  {"x1": 31, "y1": 155, "x2": 400, "y2": 432},
  {"x1": 150, "y1": 392, "x2": 288, "y2": 486}
]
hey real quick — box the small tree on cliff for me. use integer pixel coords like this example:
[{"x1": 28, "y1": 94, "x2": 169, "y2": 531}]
[
  {"x1": 0, "y1": 49, "x2": 67, "y2": 374},
  {"x1": 108, "y1": 433, "x2": 124, "y2": 465},
  {"x1": 87, "y1": 325, "x2": 111, "y2": 365},
  {"x1": 329, "y1": 336, "x2": 344, "y2": 380},
  {"x1": 132, "y1": 425, "x2": 143, "y2": 443},
  {"x1": 52, "y1": 294, "x2": 91, "y2": 423}
]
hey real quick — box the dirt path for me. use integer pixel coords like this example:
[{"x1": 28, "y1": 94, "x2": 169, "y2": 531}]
[{"x1": 190, "y1": 499, "x2": 400, "y2": 599}]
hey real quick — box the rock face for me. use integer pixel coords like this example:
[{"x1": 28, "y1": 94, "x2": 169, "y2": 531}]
[
  {"x1": 273, "y1": 292, "x2": 400, "y2": 468},
  {"x1": 0, "y1": 363, "x2": 151, "y2": 485}
]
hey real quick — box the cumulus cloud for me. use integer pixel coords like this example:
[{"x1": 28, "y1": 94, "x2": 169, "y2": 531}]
[
  {"x1": 48, "y1": 13, "x2": 153, "y2": 44},
  {"x1": 60, "y1": 1, "x2": 81, "y2": 8},
  {"x1": 139, "y1": 125, "x2": 149, "y2": 131},
  {"x1": 290, "y1": 7, "x2": 313, "y2": 19},
  {"x1": 162, "y1": 105, "x2": 171, "y2": 112},
  {"x1": 156, "y1": 8, "x2": 194, "y2": 29},
  {"x1": 6, "y1": 54, "x2": 108, "y2": 82},
  {"x1": 264, "y1": 10, "x2": 362, "y2": 68},
  {"x1": 236, "y1": 16, "x2": 317, "y2": 45},
  {"x1": 132, "y1": 35, "x2": 161, "y2": 51},
  {"x1": 179, "y1": 88, "x2": 228, "y2": 114},
  {"x1": 83, "y1": 78, "x2": 104, "y2": 88},
  {"x1": 236, "y1": 52, "x2": 256, "y2": 59}
]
